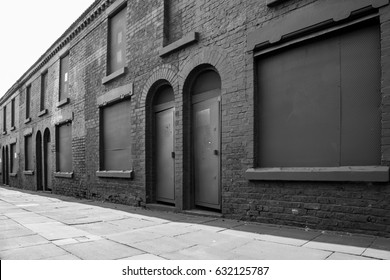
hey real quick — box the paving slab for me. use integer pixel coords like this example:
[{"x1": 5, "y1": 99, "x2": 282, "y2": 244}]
[
  {"x1": 0, "y1": 234, "x2": 49, "y2": 251},
  {"x1": 142, "y1": 222, "x2": 199, "y2": 237},
  {"x1": 326, "y1": 252, "x2": 374, "y2": 260},
  {"x1": 105, "y1": 230, "x2": 163, "y2": 245},
  {"x1": 0, "y1": 219, "x2": 25, "y2": 231},
  {"x1": 119, "y1": 253, "x2": 167, "y2": 260},
  {"x1": 303, "y1": 233, "x2": 375, "y2": 255},
  {"x1": 46, "y1": 254, "x2": 81, "y2": 260},
  {"x1": 252, "y1": 228, "x2": 322, "y2": 246},
  {"x1": 75, "y1": 221, "x2": 138, "y2": 236},
  {"x1": 5, "y1": 212, "x2": 54, "y2": 224},
  {"x1": 0, "y1": 243, "x2": 69, "y2": 260},
  {"x1": 108, "y1": 218, "x2": 160, "y2": 230},
  {"x1": 23, "y1": 222, "x2": 92, "y2": 241},
  {"x1": 0, "y1": 228, "x2": 36, "y2": 240},
  {"x1": 232, "y1": 240, "x2": 332, "y2": 260},
  {"x1": 362, "y1": 237, "x2": 390, "y2": 259},
  {"x1": 131, "y1": 236, "x2": 198, "y2": 255},
  {"x1": 161, "y1": 244, "x2": 238, "y2": 260},
  {"x1": 60, "y1": 239, "x2": 144, "y2": 260}
]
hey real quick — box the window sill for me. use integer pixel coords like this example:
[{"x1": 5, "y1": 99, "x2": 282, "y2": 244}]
[
  {"x1": 24, "y1": 118, "x2": 31, "y2": 124},
  {"x1": 245, "y1": 166, "x2": 390, "y2": 182},
  {"x1": 2, "y1": 131, "x2": 6, "y2": 135},
  {"x1": 159, "y1": 32, "x2": 199, "y2": 57},
  {"x1": 96, "y1": 170, "x2": 133, "y2": 179},
  {"x1": 54, "y1": 172, "x2": 73, "y2": 178},
  {"x1": 102, "y1": 67, "x2": 126, "y2": 85},
  {"x1": 24, "y1": 170, "x2": 34, "y2": 176},
  {"x1": 10, "y1": 173, "x2": 17, "y2": 177},
  {"x1": 38, "y1": 109, "x2": 48, "y2": 117},
  {"x1": 57, "y1": 98, "x2": 70, "y2": 108},
  {"x1": 10, "y1": 126, "x2": 16, "y2": 131},
  {"x1": 266, "y1": 0, "x2": 286, "y2": 7}
]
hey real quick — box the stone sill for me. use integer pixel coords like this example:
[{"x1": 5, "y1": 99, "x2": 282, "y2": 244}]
[
  {"x1": 2, "y1": 131, "x2": 6, "y2": 135},
  {"x1": 266, "y1": 0, "x2": 286, "y2": 7},
  {"x1": 10, "y1": 126, "x2": 16, "y2": 131},
  {"x1": 96, "y1": 170, "x2": 133, "y2": 179},
  {"x1": 102, "y1": 67, "x2": 126, "y2": 84},
  {"x1": 10, "y1": 173, "x2": 17, "y2": 177},
  {"x1": 24, "y1": 170, "x2": 34, "y2": 176},
  {"x1": 24, "y1": 118, "x2": 31, "y2": 124},
  {"x1": 245, "y1": 166, "x2": 390, "y2": 182},
  {"x1": 159, "y1": 32, "x2": 199, "y2": 57},
  {"x1": 54, "y1": 172, "x2": 73, "y2": 179},
  {"x1": 57, "y1": 98, "x2": 70, "y2": 108},
  {"x1": 38, "y1": 109, "x2": 48, "y2": 117}
]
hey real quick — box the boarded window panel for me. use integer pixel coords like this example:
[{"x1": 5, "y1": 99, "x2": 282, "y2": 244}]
[
  {"x1": 60, "y1": 55, "x2": 69, "y2": 100},
  {"x1": 25, "y1": 135, "x2": 33, "y2": 170},
  {"x1": 3, "y1": 106, "x2": 6, "y2": 131},
  {"x1": 11, "y1": 99, "x2": 15, "y2": 127},
  {"x1": 153, "y1": 85, "x2": 174, "y2": 106},
  {"x1": 340, "y1": 23, "x2": 381, "y2": 166},
  {"x1": 192, "y1": 70, "x2": 221, "y2": 95},
  {"x1": 10, "y1": 144, "x2": 16, "y2": 173},
  {"x1": 41, "y1": 72, "x2": 48, "y2": 110},
  {"x1": 102, "y1": 100, "x2": 131, "y2": 170},
  {"x1": 108, "y1": 7, "x2": 126, "y2": 74},
  {"x1": 57, "y1": 123, "x2": 72, "y2": 172},
  {"x1": 257, "y1": 35, "x2": 341, "y2": 167},
  {"x1": 26, "y1": 86, "x2": 31, "y2": 119}
]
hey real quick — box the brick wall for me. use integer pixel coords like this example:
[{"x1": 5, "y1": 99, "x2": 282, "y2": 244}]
[{"x1": 0, "y1": 0, "x2": 389, "y2": 236}]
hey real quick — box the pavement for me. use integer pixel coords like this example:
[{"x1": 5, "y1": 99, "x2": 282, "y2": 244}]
[{"x1": 0, "y1": 186, "x2": 389, "y2": 260}]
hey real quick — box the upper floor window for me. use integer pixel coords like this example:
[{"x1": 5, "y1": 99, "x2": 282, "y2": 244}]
[
  {"x1": 108, "y1": 6, "x2": 126, "y2": 75},
  {"x1": 26, "y1": 85, "x2": 31, "y2": 120},
  {"x1": 41, "y1": 71, "x2": 48, "y2": 111},
  {"x1": 3, "y1": 105, "x2": 6, "y2": 133},
  {"x1": 59, "y1": 54, "x2": 69, "y2": 102},
  {"x1": 11, "y1": 98, "x2": 15, "y2": 128}
]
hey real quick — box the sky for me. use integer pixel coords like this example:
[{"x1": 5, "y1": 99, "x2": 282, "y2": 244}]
[{"x1": 0, "y1": 0, "x2": 96, "y2": 98}]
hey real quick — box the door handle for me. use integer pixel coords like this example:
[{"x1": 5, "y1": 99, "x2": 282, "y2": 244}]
[{"x1": 213, "y1": 150, "x2": 219, "y2": 156}]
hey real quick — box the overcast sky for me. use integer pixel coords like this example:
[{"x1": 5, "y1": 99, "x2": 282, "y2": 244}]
[{"x1": 0, "y1": 0, "x2": 95, "y2": 98}]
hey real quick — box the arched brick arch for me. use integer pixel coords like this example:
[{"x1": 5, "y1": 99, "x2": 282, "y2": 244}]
[
  {"x1": 179, "y1": 46, "x2": 234, "y2": 92},
  {"x1": 140, "y1": 64, "x2": 179, "y2": 108}
]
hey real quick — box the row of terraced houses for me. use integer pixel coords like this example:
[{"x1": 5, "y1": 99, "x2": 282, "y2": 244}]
[{"x1": 1, "y1": 0, "x2": 390, "y2": 236}]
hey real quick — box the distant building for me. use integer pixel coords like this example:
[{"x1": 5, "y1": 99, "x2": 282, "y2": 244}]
[{"x1": 1, "y1": 0, "x2": 389, "y2": 236}]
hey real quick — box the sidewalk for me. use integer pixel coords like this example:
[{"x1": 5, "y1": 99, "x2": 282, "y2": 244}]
[{"x1": 0, "y1": 186, "x2": 389, "y2": 260}]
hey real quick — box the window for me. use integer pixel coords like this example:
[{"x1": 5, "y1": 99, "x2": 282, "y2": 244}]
[
  {"x1": 25, "y1": 135, "x2": 33, "y2": 171},
  {"x1": 100, "y1": 99, "x2": 131, "y2": 171},
  {"x1": 11, "y1": 99, "x2": 15, "y2": 128},
  {"x1": 59, "y1": 54, "x2": 69, "y2": 102},
  {"x1": 3, "y1": 105, "x2": 6, "y2": 133},
  {"x1": 108, "y1": 6, "x2": 126, "y2": 75},
  {"x1": 257, "y1": 22, "x2": 380, "y2": 168},
  {"x1": 26, "y1": 85, "x2": 31, "y2": 120},
  {"x1": 41, "y1": 71, "x2": 48, "y2": 111},
  {"x1": 10, "y1": 143, "x2": 16, "y2": 173},
  {"x1": 56, "y1": 122, "x2": 72, "y2": 172}
]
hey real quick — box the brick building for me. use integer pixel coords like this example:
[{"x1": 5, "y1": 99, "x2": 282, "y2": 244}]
[{"x1": 1, "y1": 0, "x2": 390, "y2": 236}]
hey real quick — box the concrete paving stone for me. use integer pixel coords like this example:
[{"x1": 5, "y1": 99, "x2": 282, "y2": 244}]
[
  {"x1": 46, "y1": 254, "x2": 81, "y2": 260},
  {"x1": 60, "y1": 239, "x2": 144, "y2": 260},
  {"x1": 176, "y1": 230, "x2": 251, "y2": 251},
  {"x1": 5, "y1": 212, "x2": 54, "y2": 225},
  {"x1": 75, "y1": 221, "x2": 135, "y2": 236},
  {"x1": 200, "y1": 219, "x2": 246, "y2": 230},
  {"x1": 23, "y1": 222, "x2": 92, "y2": 241},
  {"x1": 108, "y1": 218, "x2": 160, "y2": 230},
  {"x1": 119, "y1": 253, "x2": 167, "y2": 260},
  {"x1": 251, "y1": 228, "x2": 322, "y2": 246},
  {"x1": 161, "y1": 244, "x2": 238, "y2": 260},
  {"x1": 232, "y1": 240, "x2": 332, "y2": 260},
  {"x1": 0, "y1": 234, "x2": 49, "y2": 251},
  {"x1": 326, "y1": 252, "x2": 375, "y2": 260},
  {"x1": 362, "y1": 237, "x2": 390, "y2": 259},
  {"x1": 52, "y1": 238, "x2": 80, "y2": 246},
  {"x1": 0, "y1": 207, "x2": 28, "y2": 214},
  {"x1": 0, "y1": 214, "x2": 11, "y2": 220},
  {"x1": 0, "y1": 227, "x2": 36, "y2": 240},
  {"x1": 142, "y1": 222, "x2": 200, "y2": 237},
  {"x1": 0, "y1": 219, "x2": 24, "y2": 231},
  {"x1": 303, "y1": 233, "x2": 375, "y2": 255},
  {"x1": 105, "y1": 230, "x2": 163, "y2": 245},
  {"x1": 0, "y1": 243, "x2": 69, "y2": 260},
  {"x1": 219, "y1": 228, "x2": 267, "y2": 240},
  {"x1": 131, "y1": 236, "x2": 198, "y2": 255}
]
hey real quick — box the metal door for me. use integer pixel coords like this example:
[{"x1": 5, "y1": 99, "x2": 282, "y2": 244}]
[
  {"x1": 36, "y1": 132, "x2": 43, "y2": 191},
  {"x1": 44, "y1": 129, "x2": 52, "y2": 191},
  {"x1": 5, "y1": 146, "x2": 9, "y2": 185},
  {"x1": 193, "y1": 97, "x2": 220, "y2": 209},
  {"x1": 155, "y1": 107, "x2": 175, "y2": 203}
]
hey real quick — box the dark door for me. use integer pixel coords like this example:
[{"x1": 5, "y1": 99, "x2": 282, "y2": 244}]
[
  {"x1": 43, "y1": 129, "x2": 52, "y2": 191},
  {"x1": 155, "y1": 107, "x2": 175, "y2": 203},
  {"x1": 1, "y1": 147, "x2": 4, "y2": 184},
  {"x1": 193, "y1": 97, "x2": 220, "y2": 209},
  {"x1": 5, "y1": 146, "x2": 9, "y2": 185},
  {"x1": 36, "y1": 131, "x2": 43, "y2": 191}
]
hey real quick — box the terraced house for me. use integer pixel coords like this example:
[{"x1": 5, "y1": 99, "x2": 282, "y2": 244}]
[{"x1": 1, "y1": 0, "x2": 390, "y2": 237}]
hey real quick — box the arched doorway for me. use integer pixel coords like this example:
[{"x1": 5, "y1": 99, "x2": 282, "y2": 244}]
[
  {"x1": 43, "y1": 128, "x2": 52, "y2": 191},
  {"x1": 153, "y1": 84, "x2": 175, "y2": 204},
  {"x1": 190, "y1": 68, "x2": 221, "y2": 210},
  {"x1": 36, "y1": 131, "x2": 43, "y2": 191}
]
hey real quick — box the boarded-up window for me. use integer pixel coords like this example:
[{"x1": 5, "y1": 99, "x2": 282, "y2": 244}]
[
  {"x1": 41, "y1": 72, "x2": 48, "y2": 110},
  {"x1": 10, "y1": 143, "x2": 16, "y2": 173},
  {"x1": 59, "y1": 54, "x2": 69, "y2": 101},
  {"x1": 257, "y1": 22, "x2": 381, "y2": 167},
  {"x1": 11, "y1": 99, "x2": 15, "y2": 127},
  {"x1": 108, "y1": 7, "x2": 126, "y2": 74},
  {"x1": 56, "y1": 123, "x2": 72, "y2": 172},
  {"x1": 25, "y1": 135, "x2": 33, "y2": 171},
  {"x1": 101, "y1": 100, "x2": 131, "y2": 170},
  {"x1": 3, "y1": 106, "x2": 6, "y2": 132},
  {"x1": 26, "y1": 85, "x2": 31, "y2": 119}
]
